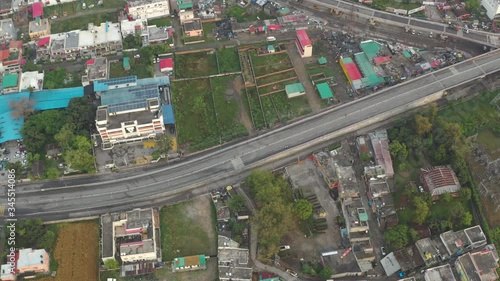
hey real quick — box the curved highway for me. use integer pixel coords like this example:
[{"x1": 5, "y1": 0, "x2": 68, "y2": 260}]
[{"x1": 10, "y1": 49, "x2": 500, "y2": 221}]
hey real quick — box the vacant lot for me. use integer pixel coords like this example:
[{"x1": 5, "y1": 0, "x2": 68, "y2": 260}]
[
  {"x1": 174, "y1": 52, "x2": 218, "y2": 78},
  {"x1": 251, "y1": 52, "x2": 293, "y2": 77},
  {"x1": 160, "y1": 195, "x2": 217, "y2": 260},
  {"x1": 476, "y1": 129, "x2": 500, "y2": 159},
  {"x1": 51, "y1": 11, "x2": 119, "y2": 33},
  {"x1": 109, "y1": 57, "x2": 153, "y2": 79},
  {"x1": 217, "y1": 48, "x2": 241, "y2": 73},
  {"x1": 39, "y1": 221, "x2": 99, "y2": 281}
]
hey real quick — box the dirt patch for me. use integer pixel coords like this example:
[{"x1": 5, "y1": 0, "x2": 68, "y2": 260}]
[
  {"x1": 232, "y1": 75, "x2": 254, "y2": 134},
  {"x1": 39, "y1": 222, "x2": 99, "y2": 281}
]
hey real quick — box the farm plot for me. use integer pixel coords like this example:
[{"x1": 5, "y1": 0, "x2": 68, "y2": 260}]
[
  {"x1": 251, "y1": 52, "x2": 293, "y2": 77},
  {"x1": 216, "y1": 47, "x2": 241, "y2": 73},
  {"x1": 39, "y1": 222, "x2": 99, "y2": 281},
  {"x1": 307, "y1": 65, "x2": 336, "y2": 84},
  {"x1": 245, "y1": 87, "x2": 266, "y2": 129},
  {"x1": 174, "y1": 51, "x2": 218, "y2": 78}
]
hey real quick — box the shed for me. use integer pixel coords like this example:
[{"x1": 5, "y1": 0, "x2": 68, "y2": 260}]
[
  {"x1": 285, "y1": 82, "x2": 305, "y2": 98},
  {"x1": 2, "y1": 74, "x2": 19, "y2": 88},
  {"x1": 318, "y1": 57, "x2": 327, "y2": 65},
  {"x1": 159, "y1": 58, "x2": 173, "y2": 72},
  {"x1": 162, "y1": 105, "x2": 175, "y2": 124},
  {"x1": 123, "y1": 57, "x2": 130, "y2": 71},
  {"x1": 267, "y1": 45, "x2": 275, "y2": 53},
  {"x1": 316, "y1": 82, "x2": 333, "y2": 99}
]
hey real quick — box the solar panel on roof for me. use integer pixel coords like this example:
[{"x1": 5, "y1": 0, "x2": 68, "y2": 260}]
[{"x1": 100, "y1": 76, "x2": 137, "y2": 87}]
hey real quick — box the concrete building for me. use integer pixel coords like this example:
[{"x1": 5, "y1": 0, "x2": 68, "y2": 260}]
[
  {"x1": 126, "y1": 0, "x2": 170, "y2": 20},
  {"x1": 95, "y1": 76, "x2": 168, "y2": 149},
  {"x1": 416, "y1": 238, "x2": 448, "y2": 267},
  {"x1": 455, "y1": 245, "x2": 499, "y2": 281},
  {"x1": 424, "y1": 264, "x2": 456, "y2": 281},
  {"x1": 172, "y1": 255, "x2": 207, "y2": 272},
  {"x1": 0, "y1": 1, "x2": 12, "y2": 16},
  {"x1": 89, "y1": 22, "x2": 123, "y2": 56},
  {"x1": 368, "y1": 130, "x2": 394, "y2": 178},
  {"x1": 82, "y1": 57, "x2": 109, "y2": 86},
  {"x1": 420, "y1": 165, "x2": 461, "y2": 198},
  {"x1": 464, "y1": 225, "x2": 488, "y2": 249},
  {"x1": 285, "y1": 82, "x2": 305, "y2": 98},
  {"x1": 393, "y1": 245, "x2": 426, "y2": 275},
  {"x1": 0, "y1": 40, "x2": 22, "y2": 73},
  {"x1": 0, "y1": 264, "x2": 14, "y2": 281},
  {"x1": 481, "y1": 0, "x2": 500, "y2": 19},
  {"x1": 159, "y1": 58, "x2": 173, "y2": 72},
  {"x1": 19, "y1": 71, "x2": 44, "y2": 92},
  {"x1": 100, "y1": 208, "x2": 161, "y2": 271},
  {"x1": 2, "y1": 73, "x2": 19, "y2": 94},
  {"x1": 146, "y1": 25, "x2": 170, "y2": 45},
  {"x1": 179, "y1": 10, "x2": 195, "y2": 24},
  {"x1": 183, "y1": 18, "x2": 203, "y2": 37},
  {"x1": 381, "y1": 252, "x2": 401, "y2": 276},
  {"x1": 342, "y1": 197, "x2": 369, "y2": 234},
  {"x1": 368, "y1": 179, "x2": 390, "y2": 198},
  {"x1": 337, "y1": 166, "x2": 359, "y2": 198},
  {"x1": 218, "y1": 236, "x2": 252, "y2": 281},
  {"x1": 0, "y1": 19, "x2": 17, "y2": 43},
  {"x1": 16, "y1": 248, "x2": 50, "y2": 275},
  {"x1": 120, "y1": 18, "x2": 148, "y2": 39},
  {"x1": 295, "y1": 29, "x2": 312, "y2": 58},
  {"x1": 352, "y1": 239, "x2": 375, "y2": 272},
  {"x1": 29, "y1": 18, "x2": 51, "y2": 40},
  {"x1": 364, "y1": 165, "x2": 386, "y2": 179}
]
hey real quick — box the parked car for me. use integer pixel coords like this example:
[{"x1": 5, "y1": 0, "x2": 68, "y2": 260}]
[
  {"x1": 286, "y1": 269, "x2": 298, "y2": 277},
  {"x1": 279, "y1": 245, "x2": 290, "y2": 251},
  {"x1": 381, "y1": 247, "x2": 386, "y2": 256}
]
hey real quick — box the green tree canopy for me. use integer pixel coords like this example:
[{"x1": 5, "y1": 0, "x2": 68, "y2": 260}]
[
  {"x1": 415, "y1": 114, "x2": 433, "y2": 136},
  {"x1": 460, "y1": 187, "x2": 472, "y2": 201},
  {"x1": 462, "y1": 211, "x2": 473, "y2": 227},
  {"x1": 155, "y1": 134, "x2": 173, "y2": 156},
  {"x1": 6, "y1": 161, "x2": 24, "y2": 178},
  {"x1": 63, "y1": 136, "x2": 95, "y2": 173},
  {"x1": 319, "y1": 267, "x2": 333, "y2": 279},
  {"x1": 413, "y1": 196, "x2": 430, "y2": 225},
  {"x1": 22, "y1": 110, "x2": 66, "y2": 153},
  {"x1": 384, "y1": 224, "x2": 411, "y2": 251},
  {"x1": 389, "y1": 140, "x2": 408, "y2": 160},
  {"x1": 65, "y1": 97, "x2": 97, "y2": 133},
  {"x1": 104, "y1": 259, "x2": 120, "y2": 270},
  {"x1": 294, "y1": 199, "x2": 313, "y2": 220},
  {"x1": 227, "y1": 194, "x2": 247, "y2": 213}
]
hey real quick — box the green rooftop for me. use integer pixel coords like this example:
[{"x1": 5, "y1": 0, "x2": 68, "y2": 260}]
[
  {"x1": 123, "y1": 57, "x2": 130, "y2": 69},
  {"x1": 354, "y1": 52, "x2": 384, "y2": 88},
  {"x1": 359, "y1": 212, "x2": 369, "y2": 222},
  {"x1": 402, "y1": 51, "x2": 411, "y2": 58},
  {"x1": 285, "y1": 82, "x2": 305, "y2": 96},
  {"x1": 178, "y1": 2, "x2": 193, "y2": 9},
  {"x1": 360, "y1": 40, "x2": 382, "y2": 60},
  {"x1": 316, "y1": 82, "x2": 333, "y2": 99},
  {"x1": 318, "y1": 57, "x2": 327, "y2": 65},
  {"x1": 2, "y1": 74, "x2": 18, "y2": 88},
  {"x1": 268, "y1": 45, "x2": 275, "y2": 52}
]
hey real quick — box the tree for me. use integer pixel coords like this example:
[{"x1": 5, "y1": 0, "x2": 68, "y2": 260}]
[
  {"x1": 6, "y1": 161, "x2": 24, "y2": 178},
  {"x1": 21, "y1": 110, "x2": 66, "y2": 153},
  {"x1": 450, "y1": 201, "x2": 465, "y2": 223},
  {"x1": 384, "y1": 224, "x2": 410, "y2": 250},
  {"x1": 460, "y1": 188, "x2": 472, "y2": 201},
  {"x1": 55, "y1": 123, "x2": 75, "y2": 150},
  {"x1": 16, "y1": 219, "x2": 44, "y2": 247},
  {"x1": 246, "y1": 170, "x2": 286, "y2": 205},
  {"x1": 104, "y1": 259, "x2": 120, "y2": 270},
  {"x1": 65, "y1": 97, "x2": 97, "y2": 133},
  {"x1": 413, "y1": 197, "x2": 430, "y2": 225},
  {"x1": 319, "y1": 267, "x2": 333, "y2": 279},
  {"x1": 360, "y1": 152, "x2": 371, "y2": 161},
  {"x1": 63, "y1": 136, "x2": 95, "y2": 173},
  {"x1": 227, "y1": 194, "x2": 247, "y2": 212},
  {"x1": 155, "y1": 134, "x2": 172, "y2": 156},
  {"x1": 45, "y1": 167, "x2": 60, "y2": 179},
  {"x1": 38, "y1": 230, "x2": 56, "y2": 251},
  {"x1": 441, "y1": 193, "x2": 452, "y2": 203},
  {"x1": 43, "y1": 67, "x2": 70, "y2": 89},
  {"x1": 415, "y1": 114, "x2": 433, "y2": 136},
  {"x1": 462, "y1": 211, "x2": 473, "y2": 227},
  {"x1": 465, "y1": 0, "x2": 480, "y2": 12},
  {"x1": 10, "y1": 97, "x2": 35, "y2": 119},
  {"x1": 294, "y1": 199, "x2": 313, "y2": 220},
  {"x1": 389, "y1": 140, "x2": 408, "y2": 160}
]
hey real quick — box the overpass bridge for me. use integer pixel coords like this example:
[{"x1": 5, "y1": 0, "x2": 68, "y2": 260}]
[
  {"x1": 11, "y1": 49, "x2": 500, "y2": 221},
  {"x1": 309, "y1": 0, "x2": 500, "y2": 47}
]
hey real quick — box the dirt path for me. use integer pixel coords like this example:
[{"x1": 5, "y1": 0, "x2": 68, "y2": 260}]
[
  {"x1": 232, "y1": 75, "x2": 254, "y2": 134},
  {"x1": 286, "y1": 44, "x2": 322, "y2": 112}
]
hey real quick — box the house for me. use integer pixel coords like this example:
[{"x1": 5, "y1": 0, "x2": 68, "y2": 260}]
[
  {"x1": 89, "y1": 22, "x2": 123, "y2": 56},
  {"x1": 368, "y1": 179, "x2": 390, "y2": 199},
  {"x1": 183, "y1": 19, "x2": 203, "y2": 37},
  {"x1": 481, "y1": 0, "x2": 500, "y2": 19},
  {"x1": 126, "y1": 0, "x2": 170, "y2": 20},
  {"x1": 29, "y1": 17, "x2": 51, "y2": 40},
  {"x1": 146, "y1": 25, "x2": 170, "y2": 45},
  {"x1": 179, "y1": 10, "x2": 195, "y2": 24},
  {"x1": 0, "y1": 40, "x2": 23, "y2": 73},
  {"x1": 364, "y1": 165, "x2": 386, "y2": 179},
  {"x1": 101, "y1": 208, "x2": 161, "y2": 277},
  {"x1": 218, "y1": 236, "x2": 252, "y2": 281},
  {"x1": 381, "y1": 252, "x2": 401, "y2": 276},
  {"x1": 2, "y1": 73, "x2": 19, "y2": 94},
  {"x1": 342, "y1": 197, "x2": 369, "y2": 234},
  {"x1": 95, "y1": 76, "x2": 168, "y2": 149},
  {"x1": 0, "y1": 264, "x2": 15, "y2": 281},
  {"x1": 424, "y1": 264, "x2": 456, "y2": 281},
  {"x1": 172, "y1": 255, "x2": 207, "y2": 272},
  {"x1": 420, "y1": 165, "x2": 461, "y2": 198},
  {"x1": 0, "y1": 0, "x2": 12, "y2": 16},
  {"x1": 285, "y1": 82, "x2": 305, "y2": 98},
  {"x1": 368, "y1": 130, "x2": 394, "y2": 178},
  {"x1": 337, "y1": 166, "x2": 359, "y2": 198},
  {"x1": 455, "y1": 245, "x2": 499, "y2": 281},
  {"x1": 120, "y1": 18, "x2": 148, "y2": 39},
  {"x1": 19, "y1": 71, "x2": 44, "y2": 92},
  {"x1": 35, "y1": 36, "x2": 51, "y2": 61},
  {"x1": 393, "y1": 245, "x2": 426, "y2": 275},
  {"x1": 15, "y1": 248, "x2": 50, "y2": 275},
  {"x1": 159, "y1": 58, "x2": 173, "y2": 72},
  {"x1": 295, "y1": 29, "x2": 312, "y2": 58},
  {"x1": 316, "y1": 82, "x2": 334, "y2": 100},
  {"x1": 0, "y1": 19, "x2": 17, "y2": 43},
  {"x1": 267, "y1": 45, "x2": 275, "y2": 53},
  {"x1": 82, "y1": 57, "x2": 109, "y2": 86}
]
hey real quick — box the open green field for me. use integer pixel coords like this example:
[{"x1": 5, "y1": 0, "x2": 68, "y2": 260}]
[
  {"x1": 51, "y1": 11, "x2": 119, "y2": 33},
  {"x1": 109, "y1": 58, "x2": 153, "y2": 79},
  {"x1": 369, "y1": 0, "x2": 420, "y2": 11},
  {"x1": 226, "y1": 5, "x2": 275, "y2": 22},
  {"x1": 307, "y1": 65, "x2": 335, "y2": 77},
  {"x1": 246, "y1": 87, "x2": 266, "y2": 129},
  {"x1": 148, "y1": 17, "x2": 172, "y2": 27},
  {"x1": 175, "y1": 52, "x2": 218, "y2": 78},
  {"x1": 217, "y1": 47, "x2": 241, "y2": 73},
  {"x1": 251, "y1": 52, "x2": 293, "y2": 77},
  {"x1": 203, "y1": 22, "x2": 217, "y2": 43},
  {"x1": 256, "y1": 69, "x2": 297, "y2": 86},
  {"x1": 476, "y1": 129, "x2": 500, "y2": 159}
]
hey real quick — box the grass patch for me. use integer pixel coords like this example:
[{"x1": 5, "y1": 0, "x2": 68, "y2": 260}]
[
  {"x1": 251, "y1": 52, "x2": 293, "y2": 76},
  {"x1": 307, "y1": 66, "x2": 335, "y2": 77},
  {"x1": 160, "y1": 202, "x2": 213, "y2": 261},
  {"x1": 148, "y1": 17, "x2": 172, "y2": 27},
  {"x1": 246, "y1": 87, "x2": 266, "y2": 129},
  {"x1": 109, "y1": 61, "x2": 128, "y2": 78},
  {"x1": 369, "y1": 0, "x2": 421, "y2": 11},
  {"x1": 51, "y1": 11, "x2": 119, "y2": 33},
  {"x1": 203, "y1": 22, "x2": 217, "y2": 43},
  {"x1": 175, "y1": 52, "x2": 218, "y2": 78},
  {"x1": 256, "y1": 70, "x2": 297, "y2": 86},
  {"x1": 109, "y1": 57, "x2": 153, "y2": 79},
  {"x1": 476, "y1": 129, "x2": 500, "y2": 159},
  {"x1": 226, "y1": 5, "x2": 275, "y2": 22},
  {"x1": 217, "y1": 48, "x2": 241, "y2": 73}
]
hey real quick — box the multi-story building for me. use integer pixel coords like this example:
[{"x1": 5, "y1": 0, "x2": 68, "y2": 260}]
[
  {"x1": 0, "y1": 19, "x2": 16, "y2": 43},
  {"x1": 15, "y1": 248, "x2": 50, "y2": 275},
  {"x1": 146, "y1": 25, "x2": 170, "y2": 45},
  {"x1": 0, "y1": 40, "x2": 23, "y2": 73},
  {"x1": 95, "y1": 76, "x2": 168, "y2": 149},
  {"x1": 36, "y1": 36, "x2": 51, "y2": 61},
  {"x1": 424, "y1": 264, "x2": 456, "y2": 281},
  {"x1": 179, "y1": 10, "x2": 195, "y2": 24},
  {"x1": 218, "y1": 236, "x2": 252, "y2": 281},
  {"x1": 369, "y1": 130, "x2": 394, "y2": 178},
  {"x1": 82, "y1": 57, "x2": 109, "y2": 86},
  {"x1": 19, "y1": 71, "x2": 44, "y2": 92},
  {"x1": 126, "y1": 0, "x2": 170, "y2": 20},
  {"x1": 482, "y1": 0, "x2": 500, "y2": 19},
  {"x1": 183, "y1": 18, "x2": 203, "y2": 37},
  {"x1": 89, "y1": 22, "x2": 123, "y2": 56},
  {"x1": 29, "y1": 17, "x2": 51, "y2": 40},
  {"x1": 295, "y1": 29, "x2": 312, "y2": 58},
  {"x1": 455, "y1": 245, "x2": 499, "y2": 281},
  {"x1": 120, "y1": 18, "x2": 148, "y2": 39},
  {"x1": 342, "y1": 197, "x2": 369, "y2": 234}
]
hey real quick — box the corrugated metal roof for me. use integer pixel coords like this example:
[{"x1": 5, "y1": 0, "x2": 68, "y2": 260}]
[
  {"x1": 2, "y1": 73, "x2": 18, "y2": 88},
  {"x1": 162, "y1": 105, "x2": 175, "y2": 124},
  {"x1": 0, "y1": 92, "x2": 30, "y2": 143},
  {"x1": 30, "y1": 87, "x2": 84, "y2": 111},
  {"x1": 316, "y1": 82, "x2": 333, "y2": 99},
  {"x1": 285, "y1": 82, "x2": 305, "y2": 95},
  {"x1": 360, "y1": 40, "x2": 382, "y2": 60}
]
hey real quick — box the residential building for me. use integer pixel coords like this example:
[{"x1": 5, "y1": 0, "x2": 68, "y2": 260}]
[
  {"x1": 82, "y1": 57, "x2": 109, "y2": 86},
  {"x1": 368, "y1": 179, "x2": 390, "y2": 198},
  {"x1": 455, "y1": 245, "x2": 499, "y2": 281},
  {"x1": 36, "y1": 36, "x2": 51, "y2": 61},
  {"x1": 218, "y1": 236, "x2": 252, "y2": 281},
  {"x1": 101, "y1": 208, "x2": 161, "y2": 266},
  {"x1": 0, "y1": 264, "x2": 14, "y2": 281},
  {"x1": 159, "y1": 58, "x2": 173, "y2": 72},
  {"x1": 0, "y1": 40, "x2": 22, "y2": 73},
  {"x1": 126, "y1": 0, "x2": 170, "y2": 20},
  {"x1": 172, "y1": 255, "x2": 207, "y2": 272},
  {"x1": 2, "y1": 73, "x2": 19, "y2": 93},
  {"x1": 352, "y1": 239, "x2": 375, "y2": 272},
  {"x1": 15, "y1": 248, "x2": 50, "y2": 275},
  {"x1": 19, "y1": 71, "x2": 44, "y2": 92},
  {"x1": 179, "y1": 10, "x2": 194, "y2": 24},
  {"x1": 295, "y1": 29, "x2": 312, "y2": 58},
  {"x1": 393, "y1": 245, "x2": 426, "y2": 275},
  {"x1": 29, "y1": 17, "x2": 51, "y2": 40},
  {"x1": 0, "y1": 19, "x2": 16, "y2": 43},
  {"x1": 482, "y1": 0, "x2": 500, "y2": 19},
  {"x1": 372, "y1": 193, "x2": 398, "y2": 229},
  {"x1": 416, "y1": 237, "x2": 448, "y2": 267},
  {"x1": 464, "y1": 225, "x2": 488, "y2": 249},
  {"x1": 424, "y1": 264, "x2": 456, "y2": 281},
  {"x1": 285, "y1": 82, "x2": 305, "y2": 98},
  {"x1": 48, "y1": 33, "x2": 66, "y2": 61},
  {"x1": 177, "y1": 0, "x2": 194, "y2": 10},
  {"x1": 381, "y1": 252, "x2": 401, "y2": 276},
  {"x1": 368, "y1": 130, "x2": 394, "y2": 178},
  {"x1": 420, "y1": 165, "x2": 461, "y2": 198},
  {"x1": 120, "y1": 18, "x2": 148, "y2": 39},
  {"x1": 64, "y1": 31, "x2": 80, "y2": 60},
  {"x1": 89, "y1": 22, "x2": 123, "y2": 56},
  {"x1": 337, "y1": 166, "x2": 359, "y2": 198},
  {"x1": 95, "y1": 76, "x2": 168, "y2": 149},
  {"x1": 364, "y1": 165, "x2": 386, "y2": 179},
  {"x1": 146, "y1": 25, "x2": 170, "y2": 45},
  {"x1": 183, "y1": 18, "x2": 203, "y2": 37},
  {"x1": 341, "y1": 197, "x2": 369, "y2": 234}
]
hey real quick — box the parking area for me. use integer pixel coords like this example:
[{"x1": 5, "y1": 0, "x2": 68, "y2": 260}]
[{"x1": 0, "y1": 140, "x2": 28, "y2": 183}]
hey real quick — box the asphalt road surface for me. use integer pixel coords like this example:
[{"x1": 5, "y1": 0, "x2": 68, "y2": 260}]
[{"x1": 10, "y1": 49, "x2": 500, "y2": 221}]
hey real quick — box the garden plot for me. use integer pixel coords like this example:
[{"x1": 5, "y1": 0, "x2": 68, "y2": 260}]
[
  {"x1": 216, "y1": 47, "x2": 241, "y2": 73},
  {"x1": 174, "y1": 51, "x2": 218, "y2": 78},
  {"x1": 307, "y1": 64, "x2": 336, "y2": 84}
]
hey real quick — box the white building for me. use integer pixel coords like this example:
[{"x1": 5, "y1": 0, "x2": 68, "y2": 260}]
[
  {"x1": 19, "y1": 71, "x2": 44, "y2": 92},
  {"x1": 0, "y1": 19, "x2": 17, "y2": 43},
  {"x1": 482, "y1": 0, "x2": 500, "y2": 19},
  {"x1": 126, "y1": 0, "x2": 170, "y2": 20},
  {"x1": 120, "y1": 19, "x2": 148, "y2": 38}
]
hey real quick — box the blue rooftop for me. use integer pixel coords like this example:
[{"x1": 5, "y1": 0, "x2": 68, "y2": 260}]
[
  {"x1": 137, "y1": 76, "x2": 170, "y2": 86},
  {"x1": 30, "y1": 87, "x2": 84, "y2": 111},
  {"x1": 162, "y1": 105, "x2": 175, "y2": 124},
  {"x1": 0, "y1": 92, "x2": 30, "y2": 143},
  {"x1": 101, "y1": 84, "x2": 159, "y2": 113},
  {"x1": 94, "y1": 76, "x2": 138, "y2": 92}
]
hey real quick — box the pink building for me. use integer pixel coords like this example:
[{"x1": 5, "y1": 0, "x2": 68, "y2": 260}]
[
  {"x1": 15, "y1": 248, "x2": 50, "y2": 275},
  {"x1": 295, "y1": 30, "x2": 312, "y2": 58}
]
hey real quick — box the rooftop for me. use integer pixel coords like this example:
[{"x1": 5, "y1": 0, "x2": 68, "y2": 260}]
[
  {"x1": 94, "y1": 75, "x2": 138, "y2": 91},
  {"x1": 470, "y1": 247, "x2": 499, "y2": 280},
  {"x1": 50, "y1": 33, "x2": 65, "y2": 51},
  {"x1": 420, "y1": 165, "x2": 461, "y2": 196},
  {"x1": 0, "y1": 19, "x2": 16, "y2": 40},
  {"x1": 31, "y1": 87, "x2": 84, "y2": 111},
  {"x1": 100, "y1": 84, "x2": 160, "y2": 113},
  {"x1": 424, "y1": 264, "x2": 456, "y2": 281},
  {"x1": 82, "y1": 57, "x2": 108, "y2": 83},
  {"x1": 368, "y1": 179, "x2": 390, "y2": 198},
  {"x1": 148, "y1": 25, "x2": 170, "y2": 41},
  {"x1": 342, "y1": 197, "x2": 369, "y2": 230},
  {"x1": 316, "y1": 82, "x2": 334, "y2": 99},
  {"x1": 464, "y1": 225, "x2": 487, "y2": 245},
  {"x1": 120, "y1": 240, "x2": 155, "y2": 256},
  {"x1": 91, "y1": 22, "x2": 122, "y2": 45},
  {"x1": 218, "y1": 235, "x2": 240, "y2": 248},
  {"x1": 29, "y1": 18, "x2": 50, "y2": 34},
  {"x1": 174, "y1": 255, "x2": 206, "y2": 269},
  {"x1": 17, "y1": 248, "x2": 47, "y2": 269},
  {"x1": 416, "y1": 238, "x2": 447, "y2": 266},
  {"x1": 285, "y1": 82, "x2": 305, "y2": 94},
  {"x1": 19, "y1": 71, "x2": 44, "y2": 92},
  {"x1": 2, "y1": 73, "x2": 18, "y2": 88},
  {"x1": 0, "y1": 0, "x2": 12, "y2": 12},
  {"x1": 183, "y1": 19, "x2": 202, "y2": 31},
  {"x1": 354, "y1": 52, "x2": 384, "y2": 88},
  {"x1": 120, "y1": 19, "x2": 148, "y2": 38},
  {"x1": 337, "y1": 166, "x2": 359, "y2": 198},
  {"x1": 218, "y1": 247, "x2": 249, "y2": 265},
  {"x1": 127, "y1": 0, "x2": 168, "y2": 7},
  {"x1": 0, "y1": 92, "x2": 30, "y2": 143},
  {"x1": 296, "y1": 29, "x2": 312, "y2": 46},
  {"x1": 394, "y1": 245, "x2": 426, "y2": 273},
  {"x1": 364, "y1": 165, "x2": 386, "y2": 179},
  {"x1": 369, "y1": 130, "x2": 394, "y2": 177},
  {"x1": 440, "y1": 230, "x2": 464, "y2": 256},
  {"x1": 65, "y1": 31, "x2": 80, "y2": 49},
  {"x1": 97, "y1": 105, "x2": 160, "y2": 130},
  {"x1": 78, "y1": 30, "x2": 94, "y2": 48},
  {"x1": 219, "y1": 266, "x2": 253, "y2": 280},
  {"x1": 360, "y1": 40, "x2": 383, "y2": 60},
  {"x1": 380, "y1": 252, "x2": 401, "y2": 276}
]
